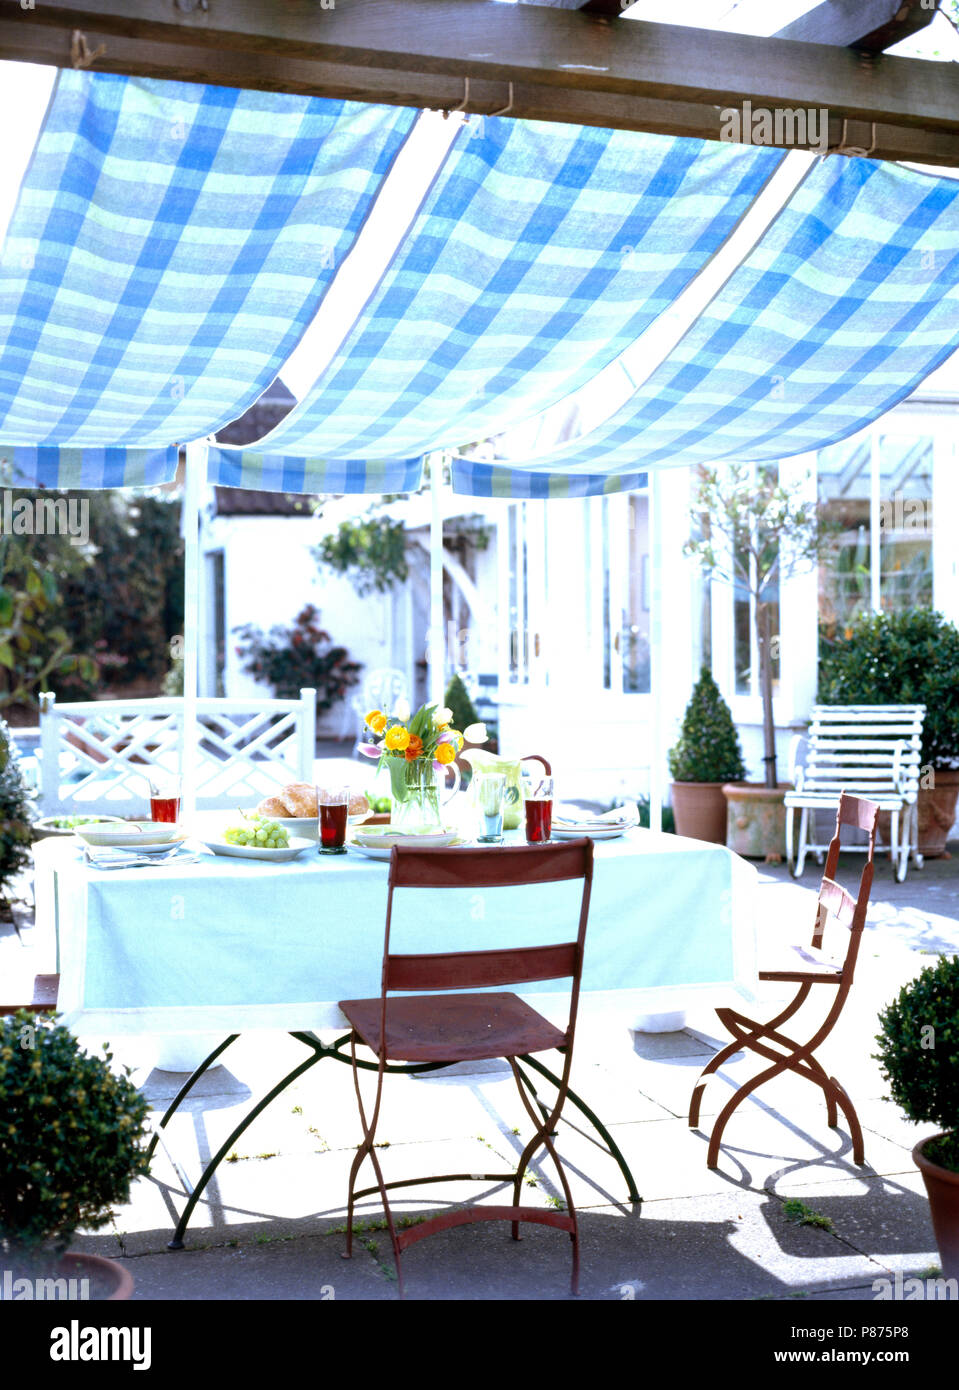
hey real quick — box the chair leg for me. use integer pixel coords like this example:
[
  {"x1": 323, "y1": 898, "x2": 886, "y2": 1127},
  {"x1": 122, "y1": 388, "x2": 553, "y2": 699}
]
[
  {"x1": 689, "y1": 1033, "x2": 745, "y2": 1127},
  {"x1": 795, "y1": 808, "x2": 809, "y2": 878},
  {"x1": 785, "y1": 806, "x2": 795, "y2": 875},
  {"x1": 509, "y1": 1059, "x2": 579, "y2": 1296},
  {"x1": 343, "y1": 1034, "x2": 405, "y2": 1296}
]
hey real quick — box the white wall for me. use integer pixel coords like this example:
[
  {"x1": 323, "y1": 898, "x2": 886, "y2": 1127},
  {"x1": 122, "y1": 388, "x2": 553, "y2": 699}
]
[{"x1": 203, "y1": 512, "x2": 401, "y2": 738}]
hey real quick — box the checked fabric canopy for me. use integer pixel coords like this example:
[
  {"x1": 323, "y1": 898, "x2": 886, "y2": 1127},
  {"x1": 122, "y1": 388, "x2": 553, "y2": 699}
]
[{"x1": 2, "y1": 69, "x2": 959, "y2": 497}]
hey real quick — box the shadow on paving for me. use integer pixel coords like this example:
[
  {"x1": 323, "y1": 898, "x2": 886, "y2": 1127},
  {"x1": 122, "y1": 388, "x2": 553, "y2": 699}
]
[{"x1": 70, "y1": 1173, "x2": 940, "y2": 1301}]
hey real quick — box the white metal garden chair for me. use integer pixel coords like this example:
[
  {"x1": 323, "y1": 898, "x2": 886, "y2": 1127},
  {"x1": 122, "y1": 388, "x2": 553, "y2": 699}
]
[{"x1": 784, "y1": 704, "x2": 925, "y2": 883}]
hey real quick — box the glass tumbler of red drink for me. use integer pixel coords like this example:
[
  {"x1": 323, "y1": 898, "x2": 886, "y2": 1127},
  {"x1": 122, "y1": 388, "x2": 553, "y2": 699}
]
[
  {"x1": 524, "y1": 778, "x2": 553, "y2": 844},
  {"x1": 148, "y1": 775, "x2": 181, "y2": 824},
  {"x1": 318, "y1": 786, "x2": 349, "y2": 854}
]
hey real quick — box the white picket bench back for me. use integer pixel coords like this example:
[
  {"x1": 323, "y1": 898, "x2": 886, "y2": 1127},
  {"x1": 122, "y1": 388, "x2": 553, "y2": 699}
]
[
  {"x1": 785, "y1": 703, "x2": 926, "y2": 881},
  {"x1": 38, "y1": 689, "x2": 316, "y2": 816}
]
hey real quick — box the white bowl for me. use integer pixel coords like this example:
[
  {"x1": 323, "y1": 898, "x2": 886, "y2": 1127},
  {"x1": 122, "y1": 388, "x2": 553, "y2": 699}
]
[
  {"x1": 273, "y1": 816, "x2": 319, "y2": 841},
  {"x1": 75, "y1": 821, "x2": 185, "y2": 848}
]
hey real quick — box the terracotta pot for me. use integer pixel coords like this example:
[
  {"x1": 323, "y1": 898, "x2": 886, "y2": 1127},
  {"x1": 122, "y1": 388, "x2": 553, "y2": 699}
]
[
  {"x1": 913, "y1": 1135, "x2": 959, "y2": 1281},
  {"x1": 916, "y1": 769, "x2": 959, "y2": 858},
  {"x1": 722, "y1": 782, "x2": 790, "y2": 861},
  {"x1": 670, "y1": 782, "x2": 727, "y2": 844},
  {"x1": 3, "y1": 1251, "x2": 133, "y2": 1301}
]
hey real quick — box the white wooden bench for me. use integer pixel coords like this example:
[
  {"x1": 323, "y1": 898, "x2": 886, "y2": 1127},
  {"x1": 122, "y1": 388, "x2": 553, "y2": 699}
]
[
  {"x1": 785, "y1": 704, "x2": 925, "y2": 883},
  {"x1": 38, "y1": 689, "x2": 316, "y2": 817}
]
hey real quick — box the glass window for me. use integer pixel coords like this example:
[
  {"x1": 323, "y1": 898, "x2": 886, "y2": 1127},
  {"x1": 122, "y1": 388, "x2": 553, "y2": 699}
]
[
  {"x1": 878, "y1": 434, "x2": 933, "y2": 613},
  {"x1": 817, "y1": 430, "x2": 934, "y2": 639}
]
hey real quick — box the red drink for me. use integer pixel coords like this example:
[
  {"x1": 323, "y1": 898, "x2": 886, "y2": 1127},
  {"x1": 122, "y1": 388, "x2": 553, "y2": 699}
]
[
  {"x1": 525, "y1": 797, "x2": 552, "y2": 844},
  {"x1": 319, "y1": 801, "x2": 348, "y2": 851},
  {"x1": 150, "y1": 795, "x2": 180, "y2": 823}
]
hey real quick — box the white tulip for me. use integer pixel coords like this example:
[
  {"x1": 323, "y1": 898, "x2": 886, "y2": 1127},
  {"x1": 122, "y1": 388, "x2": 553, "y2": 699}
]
[
  {"x1": 393, "y1": 697, "x2": 411, "y2": 723},
  {"x1": 463, "y1": 722, "x2": 488, "y2": 744},
  {"x1": 434, "y1": 706, "x2": 454, "y2": 726}
]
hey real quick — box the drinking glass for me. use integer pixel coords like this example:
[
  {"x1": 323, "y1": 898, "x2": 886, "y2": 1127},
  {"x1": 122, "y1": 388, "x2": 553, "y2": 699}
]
[
  {"x1": 318, "y1": 786, "x2": 349, "y2": 854},
  {"x1": 524, "y1": 777, "x2": 553, "y2": 844},
  {"x1": 148, "y1": 775, "x2": 181, "y2": 824},
  {"x1": 476, "y1": 773, "x2": 506, "y2": 844}
]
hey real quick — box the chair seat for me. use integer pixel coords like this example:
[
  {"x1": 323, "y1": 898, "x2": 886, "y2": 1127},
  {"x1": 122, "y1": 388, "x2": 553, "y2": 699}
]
[
  {"x1": 759, "y1": 943, "x2": 843, "y2": 984},
  {"x1": 339, "y1": 991, "x2": 567, "y2": 1063},
  {"x1": 0, "y1": 973, "x2": 59, "y2": 1017}
]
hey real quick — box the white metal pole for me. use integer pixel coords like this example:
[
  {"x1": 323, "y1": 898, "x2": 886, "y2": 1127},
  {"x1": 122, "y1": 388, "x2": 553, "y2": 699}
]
[
  {"x1": 648, "y1": 468, "x2": 664, "y2": 833},
  {"x1": 182, "y1": 439, "x2": 207, "y2": 820},
  {"x1": 429, "y1": 453, "x2": 446, "y2": 706}
]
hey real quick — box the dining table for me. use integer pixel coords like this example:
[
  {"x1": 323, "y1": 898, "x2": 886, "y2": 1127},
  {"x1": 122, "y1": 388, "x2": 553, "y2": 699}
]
[{"x1": 32, "y1": 814, "x2": 759, "y2": 1246}]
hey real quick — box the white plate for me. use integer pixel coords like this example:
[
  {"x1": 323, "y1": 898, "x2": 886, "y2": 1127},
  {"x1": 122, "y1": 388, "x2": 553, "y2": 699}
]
[
  {"x1": 201, "y1": 836, "x2": 314, "y2": 862},
  {"x1": 550, "y1": 825, "x2": 630, "y2": 841},
  {"x1": 349, "y1": 836, "x2": 464, "y2": 862},
  {"x1": 351, "y1": 828, "x2": 458, "y2": 849},
  {"x1": 76, "y1": 821, "x2": 186, "y2": 848}
]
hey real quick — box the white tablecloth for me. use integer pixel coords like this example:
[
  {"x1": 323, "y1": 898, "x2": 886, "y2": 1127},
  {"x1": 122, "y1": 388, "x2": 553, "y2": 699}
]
[{"x1": 34, "y1": 825, "x2": 758, "y2": 1035}]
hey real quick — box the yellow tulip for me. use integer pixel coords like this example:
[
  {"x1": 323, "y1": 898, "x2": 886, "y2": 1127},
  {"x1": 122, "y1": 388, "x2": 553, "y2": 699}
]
[
  {"x1": 384, "y1": 725, "x2": 411, "y2": 752},
  {"x1": 366, "y1": 710, "x2": 387, "y2": 734},
  {"x1": 435, "y1": 742, "x2": 456, "y2": 765}
]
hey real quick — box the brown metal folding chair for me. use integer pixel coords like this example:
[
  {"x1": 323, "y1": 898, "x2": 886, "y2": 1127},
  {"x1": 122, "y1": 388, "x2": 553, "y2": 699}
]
[
  {"x1": 689, "y1": 792, "x2": 879, "y2": 1168},
  {"x1": 339, "y1": 838, "x2": 593, "y2": 1297}
]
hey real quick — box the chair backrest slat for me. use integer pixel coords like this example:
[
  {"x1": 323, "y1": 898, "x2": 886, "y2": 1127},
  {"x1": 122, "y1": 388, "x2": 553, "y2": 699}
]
[
  {"x1": 383, "y1": 840, "x2": 593, "y2": 1000},
  {"x1": 388, "y1": 841, "x2": 591, "y2": 890},
  {"x1": 387, "y1": 942, "x2": 577, "y2": 992}
]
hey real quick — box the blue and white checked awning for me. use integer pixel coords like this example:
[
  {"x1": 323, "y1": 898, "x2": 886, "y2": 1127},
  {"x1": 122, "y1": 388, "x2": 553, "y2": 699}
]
[
  {"x1": 0, "y1": 70, "x2": 414, "y2": 488},
  {"x1": 455, "y1": 155, "x2": 959, "y2": 493},
  {"x1": 3, "y1": 65, "x2": 959, "y2": 500},
  {"x1": 219, "y1": 122, "x2": 782, "y2": 463}
]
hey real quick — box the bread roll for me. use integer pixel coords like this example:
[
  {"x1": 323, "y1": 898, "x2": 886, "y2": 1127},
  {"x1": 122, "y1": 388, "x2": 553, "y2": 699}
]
[
  {"x1": 281, "y1": 783, "x2": 318, "y2": 817},
  {"x1": 257, "y1": 795, "x2": 290, "y2": 817},
  {"x1": 348, "y1": 791, "x2": 370, "y2": 818}
]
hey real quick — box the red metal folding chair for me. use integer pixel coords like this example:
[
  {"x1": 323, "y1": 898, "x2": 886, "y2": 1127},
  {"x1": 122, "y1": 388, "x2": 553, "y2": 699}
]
[
  {"x1": 339, "y1": 838, "x2": 593, "y2": 1297},
  {"x1": 689, "y1": 792, "x2": 879, "y2": 1168}
]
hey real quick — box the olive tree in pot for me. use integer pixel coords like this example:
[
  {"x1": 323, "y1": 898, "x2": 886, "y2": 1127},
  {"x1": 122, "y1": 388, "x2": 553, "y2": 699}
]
[
  {"x1": 686, "y1": 465, "x2": 835, "y2": 859},
  {"x1": 875, "y1": 956, "x2": 959, "y2": 1280},
  {"x1": 0, "y1": 1012, "x2": 151, "y2": 1299},
  {"x1": 668, "y1": 667, "x2": 745, "y2": 843},
  {"x1": 819, "y1": 609, "x2": 959, "y2": 857}
]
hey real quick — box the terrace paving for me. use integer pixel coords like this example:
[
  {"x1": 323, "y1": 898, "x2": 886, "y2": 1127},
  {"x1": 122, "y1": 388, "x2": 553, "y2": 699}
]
[{"x1": 3, "y1": 840, "x2": 957, "y2": 1302}]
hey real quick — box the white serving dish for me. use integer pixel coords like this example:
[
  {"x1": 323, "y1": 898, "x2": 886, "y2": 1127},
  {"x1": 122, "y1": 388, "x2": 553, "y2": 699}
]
[
  {"x1": 349, "y1": 836, "x2": 463, "y2": 863},
  {"x1": 351, "y1": 828, "x2": 459, "y2": 849},
  {"x1": 201, "y1": 836, "x2": 314, "y2": 862},
  {"x1": 75, "y1": 821, "x2": 186, "y2": 849}
]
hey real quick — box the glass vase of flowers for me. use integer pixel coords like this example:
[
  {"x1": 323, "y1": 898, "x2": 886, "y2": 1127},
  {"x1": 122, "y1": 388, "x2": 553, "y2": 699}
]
[{"x1": 359, "y1": 700, "x2": 487, "y2": 835}]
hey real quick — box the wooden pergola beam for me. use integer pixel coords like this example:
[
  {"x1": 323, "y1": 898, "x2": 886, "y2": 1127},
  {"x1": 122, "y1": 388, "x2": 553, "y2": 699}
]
[
  {"x1": 2, "y1": 0, "x2": 958, "y2": 164},
  {"x1": 775, "y1": 0, "x2": 940, "y2": 52}
]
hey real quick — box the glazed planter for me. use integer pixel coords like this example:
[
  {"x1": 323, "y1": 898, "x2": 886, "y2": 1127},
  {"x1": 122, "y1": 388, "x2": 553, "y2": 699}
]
[
  {"x1": 722, "y1": 783, "x2": 790, "y2": 860},
  {"x1": 3, "y1": 1252, "x2": 133, "y2": 1301},
  {"x1": 670, "y1": 782, "x2": 727, "y2": 844},
  {"x1": 912, "y1": 1136, "x2": 959, "y2": 1281},
  {"x1": 916, "y1": 769, "x2": 959, "y2": 858}
]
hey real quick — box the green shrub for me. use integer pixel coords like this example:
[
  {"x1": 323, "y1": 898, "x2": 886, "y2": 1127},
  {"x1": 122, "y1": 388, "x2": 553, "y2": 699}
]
[
  {"x1": 0, "y1": 717, "x2": 33, "y2": 898},
  {"x1": 875, "y1": 955, "x2": 959, "y2": 1172},
  {"x1": 444, "y1": 673, "x2": 480, "y2": 738},
  {"x1": 0, "y1": 1014, "x2": 151, "y2": 1266},
  {"x1": 234, "y1": 605, "x2": 361, "y2": 715},
  {"x1": 668, "y1": 667, "x2": 746, "y2": 783},
  {"x1": 819, "y1": 609, "x2": 959, "y2": 768}
]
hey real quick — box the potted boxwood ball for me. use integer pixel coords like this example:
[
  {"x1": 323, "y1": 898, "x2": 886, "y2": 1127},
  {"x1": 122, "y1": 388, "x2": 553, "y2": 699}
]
[
  {"x1": 0, "y1": 1011, "x2": 151, "y2": 1299},
  {"x1": 668, "y1": 667, "x2": 746, "y2": 844},
  {"x1": 875, "y1": 956, "x2": 959, "y2": 1280}
]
